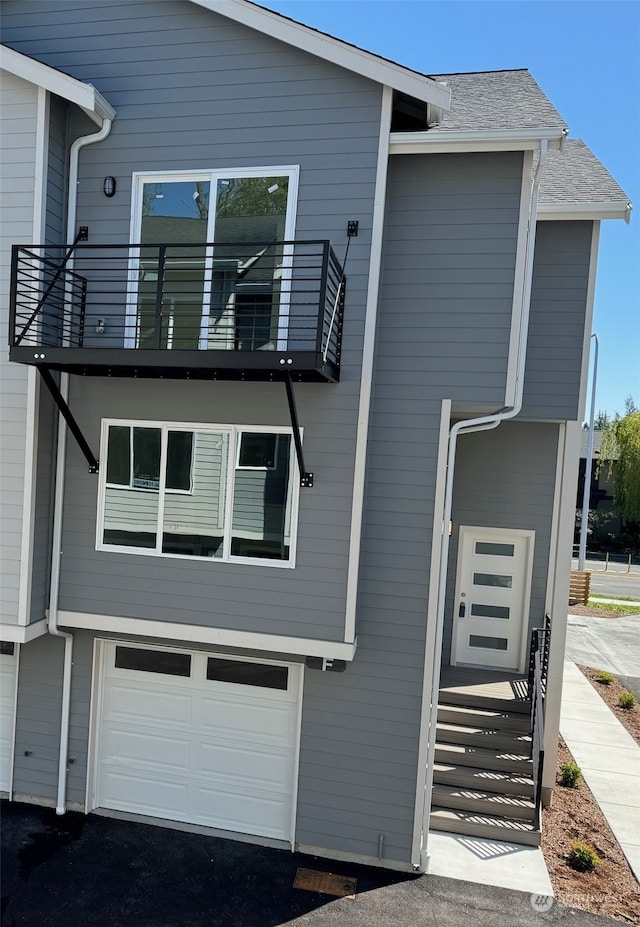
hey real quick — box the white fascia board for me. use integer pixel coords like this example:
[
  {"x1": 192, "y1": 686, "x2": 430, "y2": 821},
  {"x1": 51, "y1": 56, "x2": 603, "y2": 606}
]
[
  {"x1": 0, "y1": 620, "x2": 47, "y2": 643},
  {"x1": 1, "y1": 45, "x2": 115, "y2": 125},
  {"x1": 191, "y1": 0, "x2": 450, "y2": 109},
  {"x1": 57, "y1": 611, "x2": 358, "y2": 661},
  {"x1": 538, "y1": 202, "x2": 632, "y2": 222},
  {"x1": 390, "y1": 126, "x2": 567, "y2": 154}
]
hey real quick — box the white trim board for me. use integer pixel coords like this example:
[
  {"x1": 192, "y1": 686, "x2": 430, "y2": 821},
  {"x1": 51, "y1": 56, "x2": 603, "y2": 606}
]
[
  {"x1": 191, "y1": 1, "x2": 450, "y2": 109},
  {"x1": 56, "y1": 611, "x2": 358, "y2": 661},
  {"x1": 538, "y1": 203, "x2": 630, "y2": 222},
  {"x1": 390, "y1": 127, "x2": 566, "y2": 154},
  {"x1": 344, "y1": 85, "x2": 393, "y2": 645},
  {"x1": 505, "y1": 149, "x2": 534, "y2": 407},
  {"x1": 0, "y1": 620, "x2": 48, "y2": 644},
  {"x1": 0, "y1": 44, "x2": 115, "y2": 124}
]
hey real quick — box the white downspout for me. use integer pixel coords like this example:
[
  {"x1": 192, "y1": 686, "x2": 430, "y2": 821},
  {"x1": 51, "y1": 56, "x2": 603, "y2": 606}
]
[
  {"x1": 421, "y1": 139, "x2": 549, "y2": 865},
  {"x1": 50, "y1": 117, "x2": 113, "y2": 815}
]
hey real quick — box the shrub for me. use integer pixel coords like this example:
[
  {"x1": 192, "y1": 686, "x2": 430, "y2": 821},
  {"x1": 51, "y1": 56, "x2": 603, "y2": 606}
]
[
  {"x1": 559, "y1": 762, "x2": 583, "y2": 789},
  {"x1": 568, "y1": 841, "x2": 601, "y2": 872},
  {"x1": 618, "y1": 690, "x2": 637, "y2": 710},
  {"x1": 596, "y1": 670, "x2": 615, "y2": 685}
]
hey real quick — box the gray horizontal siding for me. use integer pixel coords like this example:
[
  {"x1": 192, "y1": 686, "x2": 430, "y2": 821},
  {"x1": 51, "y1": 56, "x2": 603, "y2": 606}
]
[
  {"x1": 30, "y1": 383, "x2": 56, "y2": 622},
  {"x1": 1, "y1": 0, "x2": 385, "y2": 645},
  {"x1": 0, "y1": 70, "x2": 37, "y2": 624},
  {"x1": 520, "y1": 221, "x2": 593, "y2": 421},
  {"x1": 442, "y1": 422, "x2": 560, "y2": 664},
  {"x1": 59, "y1": 378, "x2": 356, "y2": 641},
  {"x1": 13, "y1": 635, "x2": 64, "y2": 801},
  {"x1": 380, "y1": 151, "x2": 523, "y2": 407}
]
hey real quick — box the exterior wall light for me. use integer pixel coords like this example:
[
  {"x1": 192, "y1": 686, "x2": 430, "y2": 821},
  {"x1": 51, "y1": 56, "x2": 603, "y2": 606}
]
[{"x1": 103, "y1": 176, "x2": 116, "y2": 197}]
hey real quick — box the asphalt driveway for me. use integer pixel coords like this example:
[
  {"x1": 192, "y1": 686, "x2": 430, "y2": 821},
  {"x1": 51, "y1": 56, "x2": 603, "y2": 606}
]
[{"x1": 1, "y1": 801, "x2": 622, "y2": 927}]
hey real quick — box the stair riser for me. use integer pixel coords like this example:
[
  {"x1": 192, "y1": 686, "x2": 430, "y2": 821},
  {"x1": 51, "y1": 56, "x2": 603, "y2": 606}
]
[
  {"x1": 435, "y1": 794, "x2": 535, "y2": 821},
  {"x1": 436, "y1": 727, "x2": 532, "y2": 753},
  {"x1": 429, "y1": 814, "x2": 541, "y2": 847},
  {"x1": 435, "y1": 746, "x2": 532, "y2": 775},
  {"x1": 437, "y1": 707, "x2": 531, "y2": 734},
  {"x1": 439, "y1": 692, "x2": 531, "y2": 715},
  {"x1": 433, "y1": 768, "x2": 534, "y2": 797}
]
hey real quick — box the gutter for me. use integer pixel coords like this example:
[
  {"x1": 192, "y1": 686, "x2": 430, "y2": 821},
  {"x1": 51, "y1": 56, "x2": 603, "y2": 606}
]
[
  {"x1": 390, "y1": 126, "x2": 566, "y2": 154},
  {"x1": 419, "y1": 139, "x2": 549, "y2": 868},
  {"x1": 49, "y1": 116, "x2": 113, "y2": 815}
]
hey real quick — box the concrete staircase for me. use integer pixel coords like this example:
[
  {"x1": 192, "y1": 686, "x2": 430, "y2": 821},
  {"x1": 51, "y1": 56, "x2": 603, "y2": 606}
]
[{"x1": 430, "y1": 687, "x2": 540, "y2": 846}]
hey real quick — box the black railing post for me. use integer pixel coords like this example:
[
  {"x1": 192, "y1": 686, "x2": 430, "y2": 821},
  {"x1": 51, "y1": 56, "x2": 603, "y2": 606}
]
[
  {"x1": 154, "y1": 246, "x2": 166, "y2": 349},
  {"x1": 316, "y1": 241, "x2": 330, "y2": 356},
  {"x1": 9, "y1": 245, "x2": 18, "y2": 346},
  {"x1": 78, "y1": 279, "x2": 87, "y2": 347}
]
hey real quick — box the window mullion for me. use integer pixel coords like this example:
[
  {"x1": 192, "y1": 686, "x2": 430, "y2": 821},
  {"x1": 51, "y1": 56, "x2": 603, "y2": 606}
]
[
  {"x1": 222, "y1": 427, "x2": 237, "y2": 560},
  {"x1": 156, "y1": 427, "x2": 169, "y2": 554}
]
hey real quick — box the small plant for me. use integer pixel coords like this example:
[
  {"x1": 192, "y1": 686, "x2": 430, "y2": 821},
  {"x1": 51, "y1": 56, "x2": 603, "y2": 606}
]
[
  {"x1": 618, "y1": 690, "x2": 637, "y2": 710},
  {"x1": 567, "y1": 841, "x2": 601, "y2": 872},
  {"x1": 596, "y1": 670, "x2": 615, "y2": 685},
  {"x1": 559, "y1": 761, "x2": 583, "y2": 789}
]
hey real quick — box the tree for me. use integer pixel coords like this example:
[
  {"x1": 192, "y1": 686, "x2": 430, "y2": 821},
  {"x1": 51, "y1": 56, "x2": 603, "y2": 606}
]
[{"x1": 599, "y1": 397, "x2": 640, "y2": 522}]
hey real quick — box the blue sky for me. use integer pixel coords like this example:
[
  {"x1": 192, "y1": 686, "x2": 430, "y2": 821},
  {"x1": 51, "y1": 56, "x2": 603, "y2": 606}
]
[{"x1": 259, "y1": 0, "x2": 639, "y2": 418}]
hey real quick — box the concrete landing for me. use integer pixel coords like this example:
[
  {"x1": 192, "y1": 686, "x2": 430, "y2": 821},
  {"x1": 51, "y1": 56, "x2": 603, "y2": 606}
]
[{"x1": 426, "y1": 829, "x2": 553, "y2": 896}]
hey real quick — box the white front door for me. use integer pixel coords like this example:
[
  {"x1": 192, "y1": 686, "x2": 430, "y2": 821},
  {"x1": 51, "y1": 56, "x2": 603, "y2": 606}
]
[
  {"x1": 452, "y1": 527, "x2": 534, "y2": 672},
  {"x1": 94, "y1": 642, "x2": 301, "y2": 842}
]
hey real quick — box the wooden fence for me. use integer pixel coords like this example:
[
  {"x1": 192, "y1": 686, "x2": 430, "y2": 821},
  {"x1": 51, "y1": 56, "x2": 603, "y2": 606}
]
[{"x1": 569, "y1": 570, "x2": 591, "y2": 606}]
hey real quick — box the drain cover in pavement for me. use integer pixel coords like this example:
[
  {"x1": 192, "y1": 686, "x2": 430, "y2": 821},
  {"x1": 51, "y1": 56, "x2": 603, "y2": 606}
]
[{"x1": 293, "y1": 868, "x2": 357, "y2": 898}]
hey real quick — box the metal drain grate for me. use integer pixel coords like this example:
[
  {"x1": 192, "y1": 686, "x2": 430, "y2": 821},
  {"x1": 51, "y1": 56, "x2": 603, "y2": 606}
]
[{"x1": 293, "y1": 868, "x2": 357, "y2": 898}]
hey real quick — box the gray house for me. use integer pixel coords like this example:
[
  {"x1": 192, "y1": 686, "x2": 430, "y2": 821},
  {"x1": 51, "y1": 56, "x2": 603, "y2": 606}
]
[{"x1": 0, "y1": 0, "x2": 630, "y2": 872}]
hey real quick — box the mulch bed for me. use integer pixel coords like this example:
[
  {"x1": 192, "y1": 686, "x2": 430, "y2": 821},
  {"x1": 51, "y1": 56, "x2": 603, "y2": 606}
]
[
  {"x1": 568, "y1": 605, "x2": 640, "y2": 619},
  {"x1": 541, "y1": 739, "x2": 640, "y2": 924}
]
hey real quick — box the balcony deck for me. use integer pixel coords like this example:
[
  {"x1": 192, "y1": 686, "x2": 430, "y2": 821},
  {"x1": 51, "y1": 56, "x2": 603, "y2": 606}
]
[{"x1": 9, "y1": 239, "x2": 344, "y2": 383}]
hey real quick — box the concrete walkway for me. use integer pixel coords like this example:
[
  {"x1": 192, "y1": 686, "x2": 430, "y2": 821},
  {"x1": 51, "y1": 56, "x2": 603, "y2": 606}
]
[{"x1": 560, "y1": 660, "x2": 640, "y2": 881}]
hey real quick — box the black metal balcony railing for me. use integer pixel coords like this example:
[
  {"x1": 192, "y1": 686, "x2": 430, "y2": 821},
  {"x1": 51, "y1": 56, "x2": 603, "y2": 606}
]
[{"x1": 9, "y1": 240, "x2": 345, "y2": 382}]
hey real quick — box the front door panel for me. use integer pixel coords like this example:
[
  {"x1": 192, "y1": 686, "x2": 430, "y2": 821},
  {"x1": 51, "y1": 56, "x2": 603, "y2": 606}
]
[{"x1": 452, "y1": 527, "x2": 534, "y2": 671}]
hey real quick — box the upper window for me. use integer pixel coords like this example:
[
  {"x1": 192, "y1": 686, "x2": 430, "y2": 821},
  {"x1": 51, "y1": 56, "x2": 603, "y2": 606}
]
[{"x1": 98, "y1": 421, "x2": 297, "y2": 565}]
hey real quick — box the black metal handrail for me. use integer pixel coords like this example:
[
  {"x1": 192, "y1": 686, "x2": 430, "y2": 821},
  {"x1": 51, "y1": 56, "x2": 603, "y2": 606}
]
[
  {"x1": 9, "y1": 240, "x2": 345, "y2": 369},
  {"x1": 531, "y1": 648, "x2": 545, "y2": 832},
  {"x1": 527, "y1": 612, "x2": 551, "y2": 702}
]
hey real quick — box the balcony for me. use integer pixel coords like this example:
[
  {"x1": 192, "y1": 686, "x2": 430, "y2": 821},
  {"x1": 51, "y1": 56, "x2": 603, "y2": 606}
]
[{"x1": 9, "y1": 240, "x2": 345, "y2": 383}]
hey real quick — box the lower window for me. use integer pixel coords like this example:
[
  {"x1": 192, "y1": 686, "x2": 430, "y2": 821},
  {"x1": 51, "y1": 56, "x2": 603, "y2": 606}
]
[{"x1": 98, "y1": 421, "x2": 297, "y2": 564}]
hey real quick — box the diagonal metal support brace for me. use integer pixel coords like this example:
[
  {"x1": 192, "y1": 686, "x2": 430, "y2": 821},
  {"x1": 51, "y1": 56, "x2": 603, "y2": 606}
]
[
  {"x1": 38, "y1": 367, "x2": 99, "y2": 473},
  {"x1": 284, "y1": 372, "x2": 313, "y2": 487}
]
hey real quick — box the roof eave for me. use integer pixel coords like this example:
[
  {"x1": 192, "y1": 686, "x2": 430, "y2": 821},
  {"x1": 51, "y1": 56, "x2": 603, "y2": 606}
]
[
  {"x1": 1, "y1": 45, "x2": 116, "y2": 125},
  {"x1": 390, "y1": 125, "x2": 568, "y2": 154},
  {"x1": 538, "y1": 201, "x2": 632, "y2": 223},
  {"x1": 190, "y1": 0, "x2": 451, "y2": 109}
]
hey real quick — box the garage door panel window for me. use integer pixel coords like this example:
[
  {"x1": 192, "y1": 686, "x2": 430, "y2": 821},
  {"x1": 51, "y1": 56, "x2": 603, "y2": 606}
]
[
  {"x1": 206, "y1": 657, "x2": 288, "y2": 690},
  {"x1": 99, "y1": 421, "x2": 297, "y2": 564},
  {"x1": 114, "y1": 646, "x2": 192, "y2": 677}
]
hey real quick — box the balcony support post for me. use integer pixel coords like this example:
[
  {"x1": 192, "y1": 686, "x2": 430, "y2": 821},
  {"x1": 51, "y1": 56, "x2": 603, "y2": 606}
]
[
  {"x1": 284, "y1": 372, "x2": 313, "y2": 488},
  {"x1": 38, "y1": 367, "x2": 99, "y2": 473}
]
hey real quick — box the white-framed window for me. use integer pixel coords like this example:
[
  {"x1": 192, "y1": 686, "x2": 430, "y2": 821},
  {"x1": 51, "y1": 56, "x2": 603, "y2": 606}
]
[
  {"x1": 97, "y1": 419, "x2": 299, "y2": 567},
  {"x1": 126, "y1": 166, "x2": 300, "y2": 352}
]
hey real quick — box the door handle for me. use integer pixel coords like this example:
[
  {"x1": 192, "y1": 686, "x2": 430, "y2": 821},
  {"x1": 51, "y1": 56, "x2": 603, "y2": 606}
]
[{"x1": 458, "y1": 602, "x2": 466, "y2": 618}]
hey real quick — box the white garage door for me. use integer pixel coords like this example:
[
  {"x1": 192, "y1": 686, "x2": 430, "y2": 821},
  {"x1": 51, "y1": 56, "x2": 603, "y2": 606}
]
[
  {"x1": 95, "y1": 642, "x2": 301, "y2": 841},
  {"x1": 0, "y1": 643, "x2": 18, "y2": 793}
]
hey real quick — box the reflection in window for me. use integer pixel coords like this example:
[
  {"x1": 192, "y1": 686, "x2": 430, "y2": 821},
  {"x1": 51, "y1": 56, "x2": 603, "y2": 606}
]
[
  {"x1": 231, "y1": 434, "x2": 291, "y2": 560},
  {"x1": 475, "y1": 542, "x2": 515, "y2": 557},
  {"x1": 206, "y1": 658, "x2": 288, "y2": 690},
  {"x1": 473, "y1": 572, "x2": 513, "y2": 588},
  {"x1": 470, "y1": 604, "x2": 510, "y2": 620},
  {"x1": 101, "y1": 423, "x2": 294, "y2": 563},
  {"x1": 469, "y1": 635, "x2": 508, "y2": 651}
]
